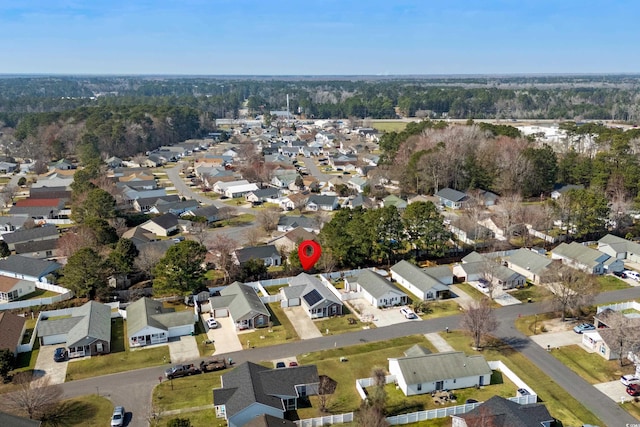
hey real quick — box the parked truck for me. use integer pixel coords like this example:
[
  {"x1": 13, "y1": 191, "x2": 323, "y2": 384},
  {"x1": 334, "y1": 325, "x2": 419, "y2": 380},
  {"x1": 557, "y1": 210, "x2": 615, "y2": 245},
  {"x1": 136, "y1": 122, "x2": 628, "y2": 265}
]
[
  {"x1": 164, "y1": 364, "x2": 201, "y2": 379},
  {"x1": 200, "y1": 358, "x2": 227, "y2": 372}
]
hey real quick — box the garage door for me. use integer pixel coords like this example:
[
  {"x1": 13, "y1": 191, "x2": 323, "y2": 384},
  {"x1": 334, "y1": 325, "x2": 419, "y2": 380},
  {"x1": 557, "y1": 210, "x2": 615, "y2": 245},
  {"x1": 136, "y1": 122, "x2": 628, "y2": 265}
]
[
  {"x1": 42, "y1": 334, "x2": 67, "y2": 345},
  {"x1": 213, "y1": 308, "x2": 229, "y2": 318}
]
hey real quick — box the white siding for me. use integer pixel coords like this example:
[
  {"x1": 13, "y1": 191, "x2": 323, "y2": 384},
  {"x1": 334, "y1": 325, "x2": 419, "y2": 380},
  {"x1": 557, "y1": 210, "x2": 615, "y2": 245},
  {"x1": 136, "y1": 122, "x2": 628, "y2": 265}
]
[{"x1": 228, "y1": 402, "x2": 283, "y2": 427}]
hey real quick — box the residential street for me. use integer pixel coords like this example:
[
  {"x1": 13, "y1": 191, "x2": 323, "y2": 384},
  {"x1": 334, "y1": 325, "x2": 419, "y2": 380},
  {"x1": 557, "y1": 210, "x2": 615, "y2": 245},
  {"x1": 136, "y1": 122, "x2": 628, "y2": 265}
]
[{"x1": 60, "y1": 287, "x2": 640, "y2": 427}]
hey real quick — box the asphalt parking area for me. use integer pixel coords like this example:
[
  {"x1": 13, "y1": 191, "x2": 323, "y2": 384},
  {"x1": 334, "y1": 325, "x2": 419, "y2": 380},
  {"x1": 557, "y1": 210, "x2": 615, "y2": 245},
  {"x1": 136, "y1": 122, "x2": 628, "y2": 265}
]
[
  {"x1": 206, "y1": 315, "x2": 243, "y2": 355},
  {"x1": 34, "y1": 345, "x2": 68, "y2": 384},
  {"x1": 167, "y1": 335, "x2": 199, "y2": 363}
]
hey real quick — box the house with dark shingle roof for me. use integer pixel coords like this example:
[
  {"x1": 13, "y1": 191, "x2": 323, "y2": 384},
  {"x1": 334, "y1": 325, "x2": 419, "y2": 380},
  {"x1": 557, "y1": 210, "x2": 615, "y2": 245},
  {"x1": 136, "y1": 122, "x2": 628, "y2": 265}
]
[
  {"x1": 505, "y1": 248, "x2": 556, "y2": 284},
  {"x1": 388, "y1": 350, "x2": 492, "y2": 396},
  {"x1": 272, "y1": 227, "x2": 316, "y2": 253},
  {"x1": 140, "y1": 213, "x2": 179, "y2": 237},
  {"x1": 244, "y1": 414, "x2": 297, "y2": 427},
  {"x1": 2, "y1": 224, "x2": 59, "y2": 251},
  {"x1": 551, "y1": 241, "x2": 622, "y2": 274},
  {"x1": 181, "y1": 204, "x2": 220, "y2": 224},
  {"x1": 234, "y1": 245, "x2": 282, "y2": 267},
  {"x1": 0, "y1": 311, "x2": 26, "y2": 356},
  {"x1": 306, "y1": 195, "x2": 338, "y2": 211},
  {"x1": 345, "y1": 269, "x2": 408, "y2": 308},
  {"x1": 451, "y1": 395, "x2": 554, "y2": 427},
  {"x1": 213, "y1": 361, "x2": 319, "y2": 427},
  {"x1": 209, "y1": 282, "x2": 270, "y2": 330},
  {"x1": 126, "y1": 297, "x2": 196, "y2": 347},
  {"x1": 14, "y1": 239, "x2": 59, "y2": 259},
  {"x1": 390, "y1": 260, "x2": 450, "y2": 301},
  {"x1": 0, "y1": 411, "x2": 41, "y2": 427},
  {"x1": 276, "y1": 215, "x2": 318, "y2": 233},
  {"x1": 37, "y1": 301, "x2": 111, "y2": 358},
  {"x1": 435, "y1": 188, "x2": 468, "y2": 209},
  {"x1": 0, "y1": 255, "x2": 61, "y2": 283},
  {"x1": 280, "y1": 273, "x2": 342, "y2": 318}
]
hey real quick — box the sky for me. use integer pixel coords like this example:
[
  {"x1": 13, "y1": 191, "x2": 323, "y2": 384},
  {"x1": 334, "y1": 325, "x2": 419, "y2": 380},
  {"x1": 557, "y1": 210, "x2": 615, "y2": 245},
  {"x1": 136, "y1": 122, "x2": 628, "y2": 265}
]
[{"x1": 1, "y1": 0, "x2": 639, "y2": 75}]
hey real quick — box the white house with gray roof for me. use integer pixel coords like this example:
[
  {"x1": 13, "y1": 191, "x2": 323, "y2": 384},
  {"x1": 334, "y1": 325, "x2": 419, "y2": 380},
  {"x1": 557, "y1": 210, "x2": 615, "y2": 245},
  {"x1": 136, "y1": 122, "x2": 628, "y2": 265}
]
[
  {"x1": 0, "y1": 255, "x2": 61, "y2": 283},
  {"x1": 551, "y1": 242, "x2": 622, "y2": 274},
  {"x1": 37, "y1": 301, "x2": 111, "y2": 358},
  {"x1": 390, "y1": 260, "x2": 450, "y2": 301},
  {"x1": 388, "y1": 350, "x2": 492, "y2": 396},
  {"x1": 209, "y1": 282, "x2": 270, "y2": 330},
  {"x1": 598, "y1": 234, "x2": 640, "y2": 264},
  {"x1": 453, "y1": 260, "x2": 526, "y2": 290},
  {"x1": 344, "y1": 269, "x2": 408, "y2": 308},
  {"x1": 126, "y1": 297, "x2": 196, "y2": 347},
  {"x1": 280, "y1": 273, "x2": 342, "y2": 318},
  {"x1": 1, "y1": 225, "x2": 59, "y2": 251},
  {"x1": 435, "y1": 188, "x2": 468, "y2": 209},
  {"x1": 505, "y1": 248, "x2": 555, "y2": 284}
]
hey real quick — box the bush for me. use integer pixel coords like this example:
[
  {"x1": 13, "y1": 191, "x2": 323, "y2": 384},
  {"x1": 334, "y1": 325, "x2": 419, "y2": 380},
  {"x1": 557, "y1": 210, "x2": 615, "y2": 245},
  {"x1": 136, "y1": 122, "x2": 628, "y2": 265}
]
[{"x1": 167, "y1": 418, "x2": 191, "y2": 427}]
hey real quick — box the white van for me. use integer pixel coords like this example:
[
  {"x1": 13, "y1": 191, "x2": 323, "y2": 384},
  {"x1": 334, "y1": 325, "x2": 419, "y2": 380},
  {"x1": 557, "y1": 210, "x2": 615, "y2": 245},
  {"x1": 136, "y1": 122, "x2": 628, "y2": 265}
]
[{"x1": 624, "y1": 270, "x2": 640, "y2": 281}]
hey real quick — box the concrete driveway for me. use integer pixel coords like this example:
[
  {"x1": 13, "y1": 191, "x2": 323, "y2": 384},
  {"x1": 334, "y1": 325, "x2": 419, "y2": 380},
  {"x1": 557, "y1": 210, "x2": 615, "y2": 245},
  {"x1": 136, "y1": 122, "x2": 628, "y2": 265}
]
[
  {"x1": 34, "y1": 345, "x2": 68, "y2": 384},
  {"x1": 208, "y1": 316, "x2": 243, "y2": 355},
  {"x1": 167, "y1": 336, "x2": 199, "y2": 363},
  {"x1": 530, "y1": 330, "x2": 583, "y2": 350},
  {"x1": 449, "y1": 285, "x2": 475, "y2": 310},
  {"x1": 594, "y1": 380, "x2": 632, "y2": 403},
  {"x1": 347, "y1": 298, "x2": 420, "y2": 327},
  {"x1": 283, "y1": 306, "x2": 322, "y2": 339}
]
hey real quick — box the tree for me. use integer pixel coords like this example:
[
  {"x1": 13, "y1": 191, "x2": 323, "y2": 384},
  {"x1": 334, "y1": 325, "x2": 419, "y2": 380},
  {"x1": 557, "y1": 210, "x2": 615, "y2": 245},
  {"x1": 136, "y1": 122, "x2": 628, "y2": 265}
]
[
  {"x1": 236, "y1": 259, "x2": 268, "y2": 282},
  {"x1": 0, "y1": 185, "x2": 18, "y2": 207},
  {"x1": 152, "y1": 241, "x2": 207, "y2": 295},
  {"x1": 366, "y1": 205, "x2": 403, "y2": 266},
  {"x1": 135, "y1": 244, "x2": 165, "y2": 278},
  {"x1": 60, "y1": 247, "x2": 108, "y2": 300},
  {"x1": 0, "y1": 240, "x2": 9, "y2": 258},
  {"x1": 107, "y1": 238, "x2": 139, "y2": 276},
  {"x1": 207, "y1": 235, "x2": 237, "y2": 284},
  {"x1": 547, "y1": 265, "x2": 598, "y2": 321},
  {"x1": 56, "y1": 226, "x2": 98, "y2": 257},
  {"x1": 402, "y1": 201, "x2": 450, "y2": 258},
  {"x1": 369, "y1": 367, "x2": 387, "y2": 411},
  {"x1": 460, "y1": 298, "x2": 499, "y2": 350},
  {"x1": 604, "y1": 313, "x2": 640, "y2": 367},
  {"x1": 71, "y1": 187, "x2": 116, "y2": 224},
  {"x1": 256, "y1": 207, "x2": 281, "y2": 234},
  {"x1": 0, "y1": 348, "x2": 15, "y2": 382},
  {"x1": 1, "y1": 372, "x2": 63, "y2": 420},
  {"x1": 167, "y1": 418, "x2": 192, "y2": 427},
  {"x1": 317, "y1": 374, "x2": 337, "y2": 413}
]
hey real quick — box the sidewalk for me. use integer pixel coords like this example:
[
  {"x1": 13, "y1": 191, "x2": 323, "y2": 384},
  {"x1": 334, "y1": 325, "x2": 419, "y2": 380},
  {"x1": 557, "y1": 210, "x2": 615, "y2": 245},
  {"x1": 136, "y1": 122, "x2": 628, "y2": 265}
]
[
  {"x1": 159, "y1": 404, "x2": 214, "y2": 417},
  {"x1": 424, "y1": 332, "x2": 455, "y2": 352}
]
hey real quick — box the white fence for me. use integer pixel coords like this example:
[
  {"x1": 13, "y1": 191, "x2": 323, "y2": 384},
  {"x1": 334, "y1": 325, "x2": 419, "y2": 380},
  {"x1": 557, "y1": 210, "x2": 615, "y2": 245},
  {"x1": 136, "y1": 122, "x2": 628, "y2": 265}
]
[
  {"x1": 386, "y1": 402, "x2": 482, "y2": 425},
  {"x1": 355, "y1": 374, "x2": 397, "y2": 399},
  {"x1": 597, "y1": 300, "x2": 639, "y2": 313},
  {"x1": 0, "y1": 282, "x2": 73, "y2": 311},
  {"x1": 295, "y1": 412, "x2": 354, "y2": 427}
]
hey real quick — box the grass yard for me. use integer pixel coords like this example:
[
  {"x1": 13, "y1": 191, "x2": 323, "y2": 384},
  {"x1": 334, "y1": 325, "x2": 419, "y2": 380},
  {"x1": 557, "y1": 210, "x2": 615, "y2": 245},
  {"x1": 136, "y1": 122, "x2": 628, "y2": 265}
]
[
  {"x1": 264, "y1": 284, "x2": 287, "y2": 294},
  {"x1": 597, "y1": 275, "x2": 630, "y2": 291},
  {"x1": 514, "y1": 312, "x2": 559, "y2": 336},
  {"x1": 315, "y1": 307, "x2": 375, "y2": 335},
  {"x1": 370, "y1": 121, "x2": 409, "y2": 132},
  {"x1": 15, "y1": 288, "x2": 59, "y2": 301},
  {"x1": 456, "y1": 283, "x2": 498, "y2": 305},
  {"x1": 421, "y1": 300, "x2": 461, "y2": 319},
  {"x1": 157, "y1": 408, "x2": 217, "y2": 427},
  {"x1": 509, "y1": 283, "x2": 553, "y2": 303},
  {"x1": 297, "y1": 335, "x2": 433, "y2": 418},
  {"x1": 41, "y1": 394, "x2": 114, "y2": 427},
  {"x1": 550, "y1": 344, "x2": 635, "y2": 384},
  {"x1": 441, "y1": 331, "x2": 602, "y2": 427},
  {"x1": 621, "y1": 401, "x2": 640, "y2": 421},
  {"x1": 65, "y1": 318, "x2": 170, "y2": 381},
  {"x1": 240, "y1": 303, "x2": 299, "y2": 349},
  {"x1": 220, "y1": 213, "x2": 255, "y2": 227},
  {"x1": 154, "y1": 371, "x2": 223, "y2": 411}
]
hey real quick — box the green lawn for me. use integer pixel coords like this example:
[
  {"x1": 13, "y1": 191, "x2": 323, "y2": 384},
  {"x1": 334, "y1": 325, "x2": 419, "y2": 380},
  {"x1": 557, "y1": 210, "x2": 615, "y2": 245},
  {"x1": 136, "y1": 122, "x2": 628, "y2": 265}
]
[
  {"x1": 315, "y1": 306, "x2": 375, "y2": 335},
  {"x1": 441, "y1": 331, "x2": 602, "y2": 427},
  {"x1": 421, "y1": 300, "x2": 461, "y2": 319},
  {"x1": 220, "y1": 213, "x2": 255, "y2": 227},
  {"x1": 514, "y1": 312, "x2": 559, "y2": 336},
  {"x1": 42, "y1": 394, "x2": 114, "y2": 427},
  {"x1": 597, "y1": 275, "x2": 631, "y2": 291},
  {"x1": 509, "y1": 283, "x2": 553, "y2": 303},
  {"x1": 157, "y1": 408, "x2": 217, "y2": 427},
  {"x1": 15, "y1": 288, "x2": 59, "y2": 301},
  {"x1": 240, "y1": 303, "x2": 299, "y2": 349},
  {"x1": 370, "y1": 121, "x2": 409, "y2": 132},
  {"x1": 65, "y1": 318, "x2": 170, "y2": 381},
  {"x1": 154, "y1": 371, "x2": 223, "y2": 411},
  {"x1": 456, "y1": 283, "x2": 499, "y2": 306},
  {"x1": 551, "y1": 344, "x2": 635, "y2": 384}
]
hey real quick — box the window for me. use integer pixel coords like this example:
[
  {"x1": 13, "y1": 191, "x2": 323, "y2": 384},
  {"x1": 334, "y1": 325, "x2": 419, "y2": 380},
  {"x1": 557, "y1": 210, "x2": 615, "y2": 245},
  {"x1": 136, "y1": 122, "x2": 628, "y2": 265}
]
[{"x1": 417, "y1": 384, "x2": 422, "y2": 391}]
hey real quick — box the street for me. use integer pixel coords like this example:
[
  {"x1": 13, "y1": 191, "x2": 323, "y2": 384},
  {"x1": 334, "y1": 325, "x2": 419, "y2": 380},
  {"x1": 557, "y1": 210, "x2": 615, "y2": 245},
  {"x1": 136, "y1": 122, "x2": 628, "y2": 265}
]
[{"x1": 60, "y1": 287, "x2": 640, "y2": 426}]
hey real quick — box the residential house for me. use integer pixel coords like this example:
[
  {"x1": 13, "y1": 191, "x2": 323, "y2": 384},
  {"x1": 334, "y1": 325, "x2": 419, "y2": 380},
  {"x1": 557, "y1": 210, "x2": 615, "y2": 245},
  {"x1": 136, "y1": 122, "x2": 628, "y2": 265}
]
[
  {"x1": 551, "y1": 242, "x2": 622, "y2": 275},
  {"x1": 213, "y1": 361, "x2": 319, "y2": 427},
  {"x1": 279, "y1": 193, "x2": 309, "y2": 211},
  {"x1": 344, "y1": 269, "x2": 408, "y2": 308},
  {"x1": 347, "y1": 176, "x2": 369, "y2": 193},
  {"x1": 0, "y1": 410, "x2": 42, "y2": 427},
  {"x1": 208, "y1": 282, "x2": 270, "y2": 330},
  {"x1": 0, "y1": 311, "x2": 26, "y2": 356},
  {"x1": 245, "y1": 188, "x2": 280, "y2": 203},
  {"x1": 181, "y1": 205, "x2": 219, "y2": 224},
  {"x1": 477, "y1": 189, "x2": 499, "y2": 207},
  {"x1": 0, "y1": 161, "x2": 17, "y2": 173},
  {"x1": 37, "y1": 301, "x2": 111, "y2": 358},
  {"x1": 271, "y1": 170, "x2": 299, "y2": 189},
  {"x1": 598, "y1": 234, "x2": 640, "y2": 264},
  {"x1": 122, "y1": 226, "x2": 159, "y2": 249},
  {"x1": 121, "y1": 187, "x2": 167, "y2": 205},
  {"x1": 105, "y1": 156, "x2": 123, "y2": 168},
  {"x1": 0, "y1": 214, "x2": 30, "y2": 234},
  {"x1": 149, "y1": 199, "x2": 199, "y2": 216},
  {"x1": 551, "y1": 184, "x2": 584, "y2": 200},
  {"x1": 479, "y1": 215, "x2": 527, "y2": 241},
  {"x1": 389, "y1": 260, "x2": 450, "y2": 301},
  {"x1": 9, "y1": 198, "x2": 66, "y2": 223},
  {"x1": 582, "y1": 308, "x2": 640, "y2": 360},
  {"x1": 0, "y1": 255, "x2": 61, "y2": 283},
  {"x1": 31, "y1": 174, "x2": 74, "y2": 190},
  {"x1": 381, "y1": 194, "x2": 407, "y2": 210},
  {"x1": 51, "y1": 159, "x2": 74, "y2": 170},
  {"x1": 244, "y1": 414, "x2": 297, "y2": 427},
  {"x1": 29, "y1": 186, "x2": 71, "y2": 201},
  {"x1": 388, "y1": 350, "x2": 492, "y2": 396},
  {"x1": 126, "y1": 297, "x2": 196, "y2": 347},
  {"x1": 272, "y1": 227, "x2": 316, "y2": 253},
  {"x1": 235, "y1": 245, "x2": 282, "y2": 267},
  {"x1": 451, "y1": 395, "x2": 554, "y2": 427},
  {"x1": 277, "y1": 215, "x2": 319, "y2": 233},
  {"x1": 435, "y1": 188, "x2": 468, "y2": 209},
  {"x1": 2, "y1": 224, "x2": 59, "y2": 251},
  {"x1": 280, "y1": 273, "x2": 342, "y2": 318},
  {"x1": 306, "y1": 195, "x2": 339, "y2": 211},
  {"x1": 505, "y1": 248, "x2": 555, "y2": 284},
  {"x1": 214, "y1": 180, "x2": 260, "y2": 198},
  {"x1": 140, "y1": 213, "x2": 179, "y2": 237},
  {"x1": 14, "y1": 239, "x2": 59, "y2": 259},
  {"x1": 346, "y1": 193, "x2": 375, "y2": 210},
  {"x1": 133, "y1": 195, "x2": 180, "y2": 212},
  {"x1": 453, "y1": 256, "x2": 526, "y2": 289}
]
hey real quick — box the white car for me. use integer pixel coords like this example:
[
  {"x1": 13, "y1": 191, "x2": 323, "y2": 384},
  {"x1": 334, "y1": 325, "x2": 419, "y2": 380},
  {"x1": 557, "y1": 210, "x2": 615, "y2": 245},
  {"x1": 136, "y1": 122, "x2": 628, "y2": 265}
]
[
  {"x1": 111, "y1": 406, "x2": 125, "y2": 427},
  {"x1": 400, "y1": 307, "x2": 417, "y2": 319},
  {"x1": 206, "y1": 317, "x2": 218, "y2": 329},
  {"x1": 621, "y1": 374, "x2": 640, "y2": 386}
]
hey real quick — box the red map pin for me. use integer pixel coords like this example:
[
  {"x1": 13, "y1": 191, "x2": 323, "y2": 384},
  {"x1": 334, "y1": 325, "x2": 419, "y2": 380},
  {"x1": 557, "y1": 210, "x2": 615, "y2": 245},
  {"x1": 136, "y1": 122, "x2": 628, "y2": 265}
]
[{"x1": 298, "y1": 240, "x2": 322, "y2": 271}]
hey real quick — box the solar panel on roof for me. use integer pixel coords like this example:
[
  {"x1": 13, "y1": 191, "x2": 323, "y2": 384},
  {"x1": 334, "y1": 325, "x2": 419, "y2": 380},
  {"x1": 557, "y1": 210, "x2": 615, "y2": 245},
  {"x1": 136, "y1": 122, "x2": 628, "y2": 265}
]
[{"x1": 303, "y1": 289, "x2": 322, "y2": 307}]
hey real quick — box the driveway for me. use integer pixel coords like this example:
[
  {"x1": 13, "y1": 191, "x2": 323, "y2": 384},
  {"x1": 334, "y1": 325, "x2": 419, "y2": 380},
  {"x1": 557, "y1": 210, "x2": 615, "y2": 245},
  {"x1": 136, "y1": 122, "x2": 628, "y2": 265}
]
[
  {"x1": 594, "y1": 380, "x2": 633, "y2": 403},
  {"x1": 208, "y1": 316, "x2": 243, "y2": 355},
  {"x1": 449, "y1": 284, "x2": 475, "y2": 310},
  {"x1": 283, "y1": 306, "x2": 322, "y2": 339},
  {"x1": 167, "y1": 336, "x2": 199, "y2": 363},
  {"x1": 529, "y1": 330, "x2": 583, "y2": 350},
  {"x1": 347, "y1": 298, "x2": 420, "y2": 327},
  {"x1": 34, "y1": 345, "x2": 68, "y2": 384}
]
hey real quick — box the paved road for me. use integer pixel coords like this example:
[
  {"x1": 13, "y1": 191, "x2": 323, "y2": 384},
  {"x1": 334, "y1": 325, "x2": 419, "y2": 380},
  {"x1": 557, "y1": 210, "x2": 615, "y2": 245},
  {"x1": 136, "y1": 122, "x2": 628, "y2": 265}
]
[
  {"x1": 60, "y1": 287, "x2": 640, "y2": 427},
  {"x1": 301, "y1": 157, "x2": 332, "y2": 183}
]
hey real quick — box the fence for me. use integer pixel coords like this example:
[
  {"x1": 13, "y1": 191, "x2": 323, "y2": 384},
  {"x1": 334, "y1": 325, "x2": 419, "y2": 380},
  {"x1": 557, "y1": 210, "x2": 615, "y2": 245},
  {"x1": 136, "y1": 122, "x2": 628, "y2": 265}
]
[
  {"x1": 597, "y1": 300, "x2": 639, "y2": 313},
  {"x1": 386, "y1": 403, "x2": 482, "y2": 425},
  {"x1": 355, "y1": 374, "x2": 397, "y2": 399},
  {"x1": 295, "y1": 412, "x2": 354, "y2": 427}
]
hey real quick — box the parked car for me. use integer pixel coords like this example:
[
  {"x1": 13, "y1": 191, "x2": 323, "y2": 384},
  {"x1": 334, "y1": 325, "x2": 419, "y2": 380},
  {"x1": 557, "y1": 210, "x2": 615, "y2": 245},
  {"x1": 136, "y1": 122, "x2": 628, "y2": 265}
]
[
  {"x1": 111, "y1": 406, "x2": 125, "y2": 427},
  {"x1": 165, "y1": 364, "x2": 201, "y2": 379},
  {"x1": 627, "y1": 384, "x2": 640, "y2": 396},
  {"x1": 613, "y1": 270, "x2": 628, "y2": 278},
  {"x1": 573, "y1": 323, "x2": 595, "y2": 334},
  {"x1": 517, "y1": 388, "x2": 531, "y2": 396},
  {"x1": 275, "y1": 361, "x2": 286, "y2": 368},
  {"x1": 465, "y1": 399, "x2": 478, "y2": 404},
  {"x1": 206, "y1": 317, "x2": 218, "y2": 329},
  {"x1": 400, "y1": 307, "x2": 417, "y2": 319},
  {"x1": 289, "y1": 361, "x2": 299, "y2": 367},
  {"x1": 53, "y1": 347, "x2": 67, "y2": 362},
  {"x1": 477, "y1": 281, "x2": 489, "y2": 292},
  {"x1": 621, "y1": 374, "x2": 640, "y2": 386},
  {"x1": 624, "y1": 270, "x2": 640, "y2": 281}
]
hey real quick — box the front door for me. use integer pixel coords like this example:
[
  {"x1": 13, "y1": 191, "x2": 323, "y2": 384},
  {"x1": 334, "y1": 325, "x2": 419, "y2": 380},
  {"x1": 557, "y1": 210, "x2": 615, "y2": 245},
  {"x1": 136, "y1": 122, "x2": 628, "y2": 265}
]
[
  {"x1": 479, "y1": 376, "x2": 484, "y2": 386},
  {"x1": 435, "y1": 381, "x2": 444, "y2": 390}
]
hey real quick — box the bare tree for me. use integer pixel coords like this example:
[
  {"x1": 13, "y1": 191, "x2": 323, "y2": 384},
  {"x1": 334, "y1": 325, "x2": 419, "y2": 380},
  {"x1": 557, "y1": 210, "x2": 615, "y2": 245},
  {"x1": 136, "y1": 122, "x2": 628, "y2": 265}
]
[
  {"x1": 600, "y1": 312, "x2": 640, "y2": 367},
  {"x1": 2, "y1": 372, "x2": 63, "y2": 420},
  {"x1": 356, "y1": 402, "x2": 389, "y2": 427},
  {"x1": 317, "y1": 375, "x2": 337, "y2": 413},
  {"x1": 244, "y1": 227, "x2": 265, "y2": 247},
  {"x1": 135, "y1": 245, "x2": 165, "y2": 276},
  {"x1": 479, "y1": 254, "x2": 501, "y2": 300},
  {"x1": 460, "y1": 298, "x2": 499, "y2": 350},
  {"x1": 547, "y1": 265, "x2": 598, "y2": 321},
  {"x1": 217, "y1": 206, "x2": 235, "y2": 222},
  {"x1": 207, "y1": 235, "x2": 238, "y2": 284},
  {"x1": 56, "y1": 227, "x2": 98, "y2": 257},
  {"x1": 256, "y1": 207, "x2": 281, "y2": 234},
  {"x1": 369, "y1": 367, "x2": 387, "y2": 411},
  {"x1": 0, "y1": 185, "x2": 18, "y2": 207},
  {"x1": 355, "y1": 367, "x2": 389, "y2": 427}
]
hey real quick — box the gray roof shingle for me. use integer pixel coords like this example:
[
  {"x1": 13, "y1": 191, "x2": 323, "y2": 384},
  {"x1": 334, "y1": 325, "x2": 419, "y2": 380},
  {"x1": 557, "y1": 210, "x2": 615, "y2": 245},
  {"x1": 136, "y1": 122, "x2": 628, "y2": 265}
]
[
  {"x1": 392, "y1": 351, "x2": 491, "y2": 385},
  {"x1": 458, "y1": 395, "x2": 554, "y2": 427},
  {"x1": 349, "y1": 269, "x2": 406, "y2": 299},
  {"x1": 0, "y1": 255, "x2": 61, "y2": 279},
  {"x1": 126, "y1": 297, "x2": 194, "y2": 337}
]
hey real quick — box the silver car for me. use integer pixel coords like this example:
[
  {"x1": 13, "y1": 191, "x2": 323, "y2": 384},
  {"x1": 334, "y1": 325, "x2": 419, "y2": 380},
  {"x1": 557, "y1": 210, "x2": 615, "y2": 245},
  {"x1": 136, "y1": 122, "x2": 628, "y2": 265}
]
[{"x1": 111, "y1": 406, "x2": 125, "y2": 427}]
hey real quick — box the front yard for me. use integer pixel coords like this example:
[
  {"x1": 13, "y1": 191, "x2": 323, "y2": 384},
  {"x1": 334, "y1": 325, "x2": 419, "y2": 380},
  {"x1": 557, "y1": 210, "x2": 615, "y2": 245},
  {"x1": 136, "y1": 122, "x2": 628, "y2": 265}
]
[
  {"x1": 315, "y1": 307, "x2": 375, "y2": 335},
  {"x1": 240, "y1": 303, "x2": 299, "y2": 348},
  {"x1": 550, "y1": 344, "x2": 635, "y2": 384}
]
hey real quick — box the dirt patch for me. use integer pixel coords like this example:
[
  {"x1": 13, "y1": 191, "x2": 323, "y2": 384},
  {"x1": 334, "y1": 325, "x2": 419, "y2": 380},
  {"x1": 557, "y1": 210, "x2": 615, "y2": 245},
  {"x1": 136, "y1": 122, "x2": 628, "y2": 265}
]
[{"x1": 539, "y1": 317, "x2": 575, "y2": 333}]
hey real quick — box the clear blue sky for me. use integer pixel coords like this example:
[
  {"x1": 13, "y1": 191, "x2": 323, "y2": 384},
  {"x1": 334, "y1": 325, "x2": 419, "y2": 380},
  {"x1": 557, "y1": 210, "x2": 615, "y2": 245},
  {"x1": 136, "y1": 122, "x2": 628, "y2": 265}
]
[{"x1": 2, "y1": 0, "x2": 638, "y2": 75}]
